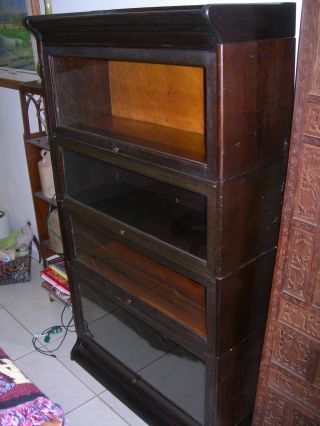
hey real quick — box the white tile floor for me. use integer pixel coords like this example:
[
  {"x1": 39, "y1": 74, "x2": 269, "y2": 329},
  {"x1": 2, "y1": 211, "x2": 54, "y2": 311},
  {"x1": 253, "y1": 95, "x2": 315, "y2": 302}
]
[{"x1": 0, "y1": 260, "x2": 148, "y2": 426}]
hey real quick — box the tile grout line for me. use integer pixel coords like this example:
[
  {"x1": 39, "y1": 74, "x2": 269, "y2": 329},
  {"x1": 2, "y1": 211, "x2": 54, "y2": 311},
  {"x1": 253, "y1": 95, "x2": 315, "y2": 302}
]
[
  {"x1": 64, "y1": 394, "x2": 97, "y2": 416},
  {"x1": 0, "y1": 281, "x2": 139, "y2": 425},
  {"x1": 1, "y1": 304, "x2": 49, "y2": 348},
  {"x1": 65, "y1": 394, "x2": 130, "y2": 425},
  {"x1": 47, "y1": 352, "x2": 131, "y2": 424},
  {"x1": 0, "y1": 295, "x2": 98, "y2": 410},
  {"x1": 1, "y1": 304, "x2": 35, "y2": 337},
  {"x1": 48, "y1": 346, "x2": 131, "y2": 425},
  {"x1": 96, "y1": 394, "x2": 131, "y2": 426},
  {"x1": 47, "y1": 342, "x2": 105, "y2": 396},
  {"x1": 1, "y1": 284, "x2": 74, "y2": 349},
  {"x1": 0, "y1": 289, "x2": 106, "y2": 407},
  {"x1": 12, "y1": 342, "x2": 102, "y2": 418}
]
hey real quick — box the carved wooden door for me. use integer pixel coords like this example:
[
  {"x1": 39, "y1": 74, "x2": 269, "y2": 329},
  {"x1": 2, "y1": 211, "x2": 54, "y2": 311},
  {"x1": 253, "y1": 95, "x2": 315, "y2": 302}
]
[{"x1": 253, "y1": 0, "x2": 320, "y2": 423}]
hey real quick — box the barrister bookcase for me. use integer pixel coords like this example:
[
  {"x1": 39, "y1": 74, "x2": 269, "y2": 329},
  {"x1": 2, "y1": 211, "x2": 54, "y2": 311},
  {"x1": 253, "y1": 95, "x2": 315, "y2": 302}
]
[{"x1": 26, "y1": 4, "x2": 295, "y2": 425}]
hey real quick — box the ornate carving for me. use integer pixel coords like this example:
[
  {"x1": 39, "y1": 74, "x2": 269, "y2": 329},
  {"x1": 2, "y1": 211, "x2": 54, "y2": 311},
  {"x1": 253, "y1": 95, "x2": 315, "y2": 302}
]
[
  {"x1": 19, "y1": 89, "x2": 46, "y2": 139},
  {"x1": 263, "y1": 391, "x2": 287, "y2": 425},
  {"x1": 268, "y1": 366, "x2": 320, "y2": 413},
  {"x1": 313, "y1": 264, "x2": 320, "y2": 308},
  {"x1": 278, "y1": 299, "x2": 320, "y2": 341},
  {"x1": 292, "y1": 409, "x2": 319, "y2": 425},
  {"x1": 272, "y1": 326, "x2": 311, "y2": 379},
  {"x1": 26, "y1": 93, "x2": 46, "y2": 133},
  {"x1": 253, "y1": 1, "x2": 320, "y2": 424},
  {"x1": 283, "y1": 227, "x2": 315, "y2": 300},
  {"x1": 293, "y1": 144, "x2": 320, "y2": 225},
  {"x1": 305, "y1": 105, "x2": 320, "y2": 136}
]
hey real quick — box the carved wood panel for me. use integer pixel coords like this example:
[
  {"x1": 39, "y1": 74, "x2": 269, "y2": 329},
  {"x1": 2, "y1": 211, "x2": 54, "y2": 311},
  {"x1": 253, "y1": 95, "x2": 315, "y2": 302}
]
[{"x1": 253, "y1": 0, "x2": 320, "y2": 424}]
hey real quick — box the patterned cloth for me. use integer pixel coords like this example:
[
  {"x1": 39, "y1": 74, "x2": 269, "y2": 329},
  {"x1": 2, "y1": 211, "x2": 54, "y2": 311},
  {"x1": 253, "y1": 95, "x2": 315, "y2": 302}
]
[{"x1": 0, "y1": 348, "x2": 65, "y2": 425}]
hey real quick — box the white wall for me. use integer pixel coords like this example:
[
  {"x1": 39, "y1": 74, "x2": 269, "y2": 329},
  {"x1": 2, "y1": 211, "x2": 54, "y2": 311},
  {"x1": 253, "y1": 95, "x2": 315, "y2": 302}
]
[
  {"x1": 0, "y1": 88, "x2": 38, "y2": 234},
  {"x1": 0, "y1": 0, "x2": 302, "y2": 237}
]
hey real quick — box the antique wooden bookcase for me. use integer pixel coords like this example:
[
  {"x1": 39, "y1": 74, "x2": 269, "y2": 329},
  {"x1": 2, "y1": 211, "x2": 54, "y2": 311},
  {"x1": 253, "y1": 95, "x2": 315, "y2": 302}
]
[{"x1": 26, "y1": 4, "x2": 295, "y2": 425}]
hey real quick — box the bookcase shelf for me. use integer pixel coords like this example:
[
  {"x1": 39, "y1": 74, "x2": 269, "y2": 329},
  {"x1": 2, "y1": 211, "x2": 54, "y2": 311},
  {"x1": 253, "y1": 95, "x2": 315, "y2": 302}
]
[
  {"x1": 52, "y1": 57, "x2": 206, "y2": 165},
  {"x1": 26, "y1": 135, "x2": 50, "y2": 150},
  {"x1": 72, "y1": 215, "x2": 206, "y2": 337},
  {"x1": 68, "y1": 114, "x2": 206, "y2": 163}
]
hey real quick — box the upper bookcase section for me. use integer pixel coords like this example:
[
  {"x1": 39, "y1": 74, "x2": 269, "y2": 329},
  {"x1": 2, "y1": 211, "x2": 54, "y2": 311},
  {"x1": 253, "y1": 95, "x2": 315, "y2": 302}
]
[{"x1": 25, "y1": 3, "x2": 295, "y2": 49}]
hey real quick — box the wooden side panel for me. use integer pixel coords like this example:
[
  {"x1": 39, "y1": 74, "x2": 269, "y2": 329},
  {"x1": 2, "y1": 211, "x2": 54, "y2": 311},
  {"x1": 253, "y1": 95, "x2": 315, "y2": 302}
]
[
  {"x1": 218, "y1": 159, "x2": 286, "y2": 276},
  {"x1": 215, "y1": 250, "x2": 275, "y2": 355},
  {"x1": 217, "y1": 38, "x2": 295, "y2": 180},
  {"x1": 216, "y1": 329, "x2": 265, "y2": 425},
  {"x1": 253, "y1": 1, "x2": 320, "y2": 424}
]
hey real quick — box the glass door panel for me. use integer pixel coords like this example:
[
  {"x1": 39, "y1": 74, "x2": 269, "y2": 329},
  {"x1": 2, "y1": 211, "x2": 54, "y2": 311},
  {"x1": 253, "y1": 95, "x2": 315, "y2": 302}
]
[
  {"x1": 63, "y1": 149, "x2": 207, "y2": 260},
  {"x1": 52, "y1": 56, "x2": 206, "y2": 163},
  {"x1": 71, "y1": 215, "x2": 206, "y2": 337},
  {"x1": 78, "y1": 277, "x2": 206, "y2": 424}
]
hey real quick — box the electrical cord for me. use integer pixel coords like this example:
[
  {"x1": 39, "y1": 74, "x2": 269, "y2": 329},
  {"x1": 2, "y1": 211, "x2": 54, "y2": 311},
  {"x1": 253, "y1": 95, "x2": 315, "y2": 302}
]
[
  {"x1": 60, "y1": 302, "x2": 76, "y2": 333},
  {"x1": 32, "y1": 302, "x2": 76, "y2": 358}
]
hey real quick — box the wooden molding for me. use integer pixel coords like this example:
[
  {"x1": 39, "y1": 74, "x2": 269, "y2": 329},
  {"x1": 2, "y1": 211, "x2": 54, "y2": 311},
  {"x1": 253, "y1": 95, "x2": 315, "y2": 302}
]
[{"x1": 0, "y1": 77, "x2": 22, "y2": 90}]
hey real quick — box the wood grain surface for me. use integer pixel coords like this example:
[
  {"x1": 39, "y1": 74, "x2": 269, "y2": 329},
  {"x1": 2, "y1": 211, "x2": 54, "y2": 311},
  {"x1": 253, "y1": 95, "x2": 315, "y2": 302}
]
[{"x1": 253, "y1": 1, "x2": 320, "y2": 424}]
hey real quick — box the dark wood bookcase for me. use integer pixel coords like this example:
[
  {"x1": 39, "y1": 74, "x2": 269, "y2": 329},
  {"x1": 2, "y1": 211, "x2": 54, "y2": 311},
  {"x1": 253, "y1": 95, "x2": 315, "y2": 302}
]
[{"x1": 26, "y1": 4, "x2": 295, "y2": 425}]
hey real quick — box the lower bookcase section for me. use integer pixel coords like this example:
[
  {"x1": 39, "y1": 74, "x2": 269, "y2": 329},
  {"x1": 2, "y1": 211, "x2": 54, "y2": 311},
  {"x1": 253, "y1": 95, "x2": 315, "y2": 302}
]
[
  {"x1": 72, "y1": 337, "x2": 203, "y2": 426},
  {"x1": 70, "y1": 213, "x2": 207, "y2": 339},
  {"x1": 71, "y1": 273, "x2": 264, "y2": 425},
  {"x1": 77, "y1": 276, "x2": 206, "y2": 424}
]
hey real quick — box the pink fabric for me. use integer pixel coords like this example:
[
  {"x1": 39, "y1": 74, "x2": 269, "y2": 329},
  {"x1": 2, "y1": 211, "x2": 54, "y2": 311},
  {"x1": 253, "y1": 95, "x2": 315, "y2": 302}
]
[
  {"x1": 0, "y1": 348, "x2": 65, "y2": 426},
  {"x1": 0, "y1": 397, "x2": 65, "y2": 426}
]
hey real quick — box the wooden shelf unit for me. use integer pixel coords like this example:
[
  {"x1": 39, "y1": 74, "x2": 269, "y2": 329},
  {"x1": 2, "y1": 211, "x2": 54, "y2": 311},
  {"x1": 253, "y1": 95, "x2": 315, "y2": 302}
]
[
  {"x1": 26, "y1": 4, "x2": 296, "y2": 425},
  {"x1": 19, "y1": 81, "x2": 56, "y2": 261}
]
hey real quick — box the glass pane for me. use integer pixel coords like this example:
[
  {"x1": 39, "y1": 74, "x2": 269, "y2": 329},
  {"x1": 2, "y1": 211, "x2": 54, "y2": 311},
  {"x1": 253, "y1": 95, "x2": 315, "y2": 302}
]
[
  {"x1": 72, "y1": 216, "x2": 206, "y2": 337},
  {"x1": 53, "y1": 56, "x2": 205, "y2": 163},
  {"x1": 64, "y1": 150, "x2": 207, "y2": 259},
  {"x1": 79, "y1": 278, "x2": 206, "y2": 423}
]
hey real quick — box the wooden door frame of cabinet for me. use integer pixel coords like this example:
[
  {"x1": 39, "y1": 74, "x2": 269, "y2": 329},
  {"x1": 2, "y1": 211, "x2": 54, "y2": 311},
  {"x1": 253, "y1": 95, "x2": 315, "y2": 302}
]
[{"x1": 42, "y1": 45, "x2": 218, "y2": 181}]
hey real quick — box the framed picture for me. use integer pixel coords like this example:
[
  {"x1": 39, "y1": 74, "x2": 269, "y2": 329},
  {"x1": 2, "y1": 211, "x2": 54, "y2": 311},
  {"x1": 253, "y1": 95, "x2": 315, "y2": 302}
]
[{"x1": 0, "y1": 0, "x2": 40, "y2": 80}]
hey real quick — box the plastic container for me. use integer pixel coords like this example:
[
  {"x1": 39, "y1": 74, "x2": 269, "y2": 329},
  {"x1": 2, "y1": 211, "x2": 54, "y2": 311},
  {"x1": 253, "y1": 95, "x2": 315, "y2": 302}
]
[{"x1": 38, "y1": 149, "x2": 55, "y2": 199}]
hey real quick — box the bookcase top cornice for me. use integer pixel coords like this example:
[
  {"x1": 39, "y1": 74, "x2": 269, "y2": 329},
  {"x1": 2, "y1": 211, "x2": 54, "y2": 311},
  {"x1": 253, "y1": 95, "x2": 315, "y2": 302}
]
[{"x1": 25, "y1": 3, "x2": 295, "y2": 49}]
